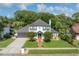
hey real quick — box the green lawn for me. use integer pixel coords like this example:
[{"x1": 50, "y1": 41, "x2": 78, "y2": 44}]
[
  {"x1": 28, "y1": 49, "x2": 79, "y2": 54},
  {"x1": 0, "y1": 39, "x2": 14, "y2": 48},
  {"x1": 23, "y1": 40, "x2": 75, "y2": 48},
  {"x1": 43, "y1": 40, "x2": 74, "y2": 48},
  {"x1": 23, "y1": 40, "x2": 37, "y2": 48}
]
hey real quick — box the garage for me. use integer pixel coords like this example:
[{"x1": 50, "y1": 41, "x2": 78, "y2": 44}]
[
  {"x1": 17, "y1": 32, "x2": 26, "y2": 38},
  {"x1": 17, "y1": 25, "x2": 29, "y2": 38}
]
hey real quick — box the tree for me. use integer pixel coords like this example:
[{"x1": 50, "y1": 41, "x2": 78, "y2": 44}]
[
  {"x1": 59, "y1": 33, "x2": 73, "y2": 44},
  {"x1": 38, "y1": 12, "x2": 55, "y2": 23},
  {"x1": 51, "y1": 14, "x2": 74, "y2": 43},
  {"x1": 14, "y1": 10, "x2": 39, "y2": 29},
  {"x1": 72, "y1": 12, "x2": 79, "y2": 19},
  {"x1": 0, "y1": 16, "x2": 9, "y2": 27},
  {"x1": 72, "y1": 12, "x2": 79, "y2": 23},
  {"x1": 15, "y1": 10, "x2": 38, "y2": 23}
]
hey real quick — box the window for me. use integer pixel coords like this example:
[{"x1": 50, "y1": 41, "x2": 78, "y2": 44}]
[
  {"x1": 43, "y1": 27, "x2": 50, "y2": 31},
  {"x1": 39, "y1": 26, "x2": 41, "y2": 29},
  {"x1": 30, "y1": 27, "x2": 32, "y2": 30},
  {"x1": 30, "y1": 26, "x2": 37, "y2": 30},
  {"x1": 43, "y1": 27, "x2": 46, "y2": 30},
  {"x1": 47, "y1": 27, "x2": 50, "y2": 30}
]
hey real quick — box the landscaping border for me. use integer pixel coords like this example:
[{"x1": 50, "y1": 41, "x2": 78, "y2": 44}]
[{"x1": 26, "y1": 48, "x2": 79, "y2": 50}]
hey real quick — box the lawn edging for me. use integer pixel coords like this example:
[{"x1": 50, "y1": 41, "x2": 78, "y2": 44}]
[
  {"x1": 26, "y1": 48, "x2": 79, "y2": 50},
  {"x1": 25, "y1": 48, "x2": 79, "y2": 55}
]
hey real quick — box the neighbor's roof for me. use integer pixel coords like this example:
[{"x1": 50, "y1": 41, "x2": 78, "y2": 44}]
[
  {"x1": 30, "y1": 19, "x2": 50, "y2": 27},
  {"x1": 72, "y1": 23, "x2": 79, "y2": 33}
]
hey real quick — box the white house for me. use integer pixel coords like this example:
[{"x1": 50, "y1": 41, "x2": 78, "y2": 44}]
[
  {"x1": 29, "y1": 19, "x2": 51, "y2": 33},
  {"x1": 17, "y1": 19, "x2": 59, "y2": 39}
]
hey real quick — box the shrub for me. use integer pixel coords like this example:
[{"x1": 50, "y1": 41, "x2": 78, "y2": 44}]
[
  {"x1": 10, "y1": 30, "x2": 16, "y2": 36},
  {"x1": 4, "y1": 33, "x2": 11, "y2": 39},
  {"x1": 44, "y1": 32, "x2": 52, "y2": 42},
  {"x1": 59, "y1": 33, "x2": 73, "y2": 44},
  {"x1": 9, "y1": 26, "x2": 16, "y2": 36},
  {"x1": 26, "y1": 32, "x2": 36, "y2": 41},
  {"x1": 0, "y1": 35, "x2": 3, "y2": 40}
]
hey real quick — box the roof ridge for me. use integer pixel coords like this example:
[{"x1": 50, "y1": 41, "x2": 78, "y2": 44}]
[{"x1": 30, "y1": 19, "x2": 50, "y2": 26}]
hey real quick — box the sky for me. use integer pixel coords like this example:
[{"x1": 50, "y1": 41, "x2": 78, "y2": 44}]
[{"x1": 0, "y1": 3, "x2": 79, "y2": 18}]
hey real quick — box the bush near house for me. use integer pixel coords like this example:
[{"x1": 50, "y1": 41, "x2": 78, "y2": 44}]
[
  {"x1": 4, "y1": 33, "x2": 11, "y2": 39},
  {"x1": 9, "y1": 25, "x2": 16, "y2": 36},
  {"x1": 10, "y1": 30, "x2": 16, "y2": 36},
  {"x1": 26, "y1": 32, "x2": 36, "y2": 41},
  {"x1": 59, "y1": 33, "x2": 74, "y2": 44},
  {"x1": 4, "y1": 30, "x2": 16, "y2": 39},
  {"x1": 44, "y1": 32, "x2": 52, "y2": 42}
]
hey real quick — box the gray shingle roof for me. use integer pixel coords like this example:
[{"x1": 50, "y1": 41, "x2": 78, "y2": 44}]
[
  {"x1": 17, "y1": 25, "x2": 29, "y2": 33},
  {"x1": 17, "y1": 19, "x2": 59, "y2": 34},
  {"x1": 30, "y1": 19, "x2": 50, "y2": 27},
  {"x1": 51, "y1": 28, "x2": 59, "y2": 34}
]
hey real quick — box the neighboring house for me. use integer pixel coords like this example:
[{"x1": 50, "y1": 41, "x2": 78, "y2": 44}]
[
  {"x1": 0, "y1": 26, "x2": 10, "y2": 38},
  {"x1": 72, "y1": 23, "x2": 79, "y2": 40},
  {"x1": 17, "y1": 19, "x2": 59, "y2": 39}
]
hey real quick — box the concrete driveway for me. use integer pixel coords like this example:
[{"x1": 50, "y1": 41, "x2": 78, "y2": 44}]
[
  {"x1": 7, "y1": 38, "x2": 28, "y2": 48},
  {"x1": 0, "y1": 38, "x2": 28, "y2": 54}
]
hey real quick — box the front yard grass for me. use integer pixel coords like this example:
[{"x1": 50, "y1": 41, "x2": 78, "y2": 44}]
[
  {"x1": 28, "y1": 49, "x2": 79, "y2": 54},
  {"x1": 23, "y1": 39, "x2": 75, "y2": 48},
  {"x1": 0, "y1": 39, "x2": 14, "y2": 48},
  {"x1": 23, "y1": 40, "x2": 37, "y2": 48},
  {"x1": 43, "y1": 40, "x2": 74, "y2": 48}
]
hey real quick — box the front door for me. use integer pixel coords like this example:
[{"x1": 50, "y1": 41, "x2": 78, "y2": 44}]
[{"x1": 38, "y1": 31, "x2": 42, "y2": 38}]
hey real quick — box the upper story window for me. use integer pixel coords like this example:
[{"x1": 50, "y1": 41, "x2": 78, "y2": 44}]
[
  {"x1": 30, "y1": 27, "x2": 32, "y2": 30},
  {"x1": 43, "y1": 26, "x2": 50, "y2": 31},
  {"x1": 43, "y1": 27, "x2": 46, "y2": 30},
  {"x1": 30, "y1": 26, "x2": 37, "y2": 30}
]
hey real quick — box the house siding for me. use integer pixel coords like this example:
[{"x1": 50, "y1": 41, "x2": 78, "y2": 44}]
[{"x1": 29, "y1": 26, "x2": 51, "y2": 33}]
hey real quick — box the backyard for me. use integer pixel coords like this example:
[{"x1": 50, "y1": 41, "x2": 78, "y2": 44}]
[
  {"x1": 23, "y1": 39, "x2": 75, "y2": 48},
  {"x1": 0, "y1": 39, "x2": 14, "y2": 48}
]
